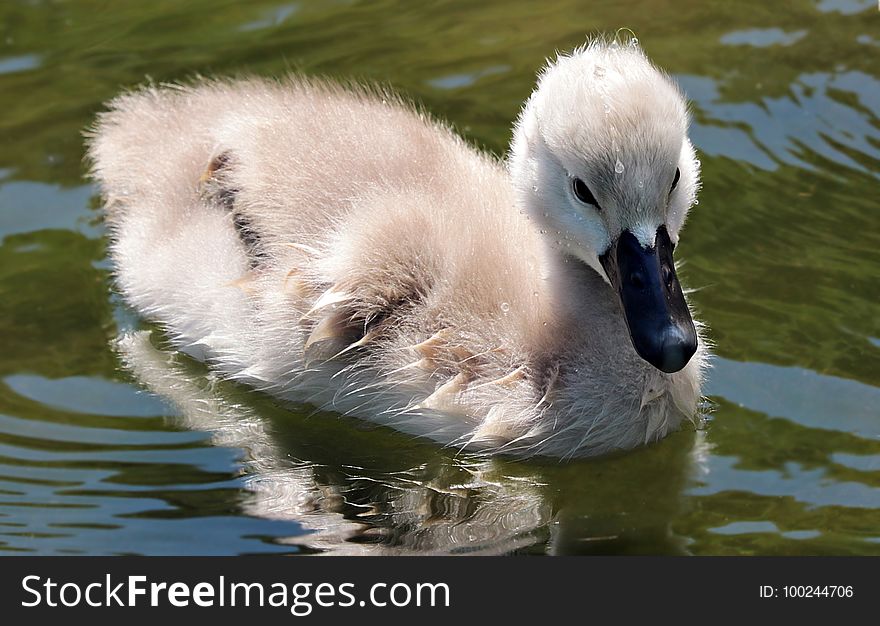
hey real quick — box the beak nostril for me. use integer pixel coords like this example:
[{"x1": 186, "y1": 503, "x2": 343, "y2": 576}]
[
  {"x1": 629, "y1": 271, "x2": 645, "y2": 289},
  {"x1": 662, "y1": 265, "x2": 673, "y2": 288}
]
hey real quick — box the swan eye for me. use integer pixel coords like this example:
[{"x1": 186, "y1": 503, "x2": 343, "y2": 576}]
[
  {"x1": 572, "y1": 177, "x2": 599, "y2": 208},
  {"x1": 670, "y1": 167, "x2": 681, "y2": 193}
]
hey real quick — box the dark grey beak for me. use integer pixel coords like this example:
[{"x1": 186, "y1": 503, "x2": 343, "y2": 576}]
[{"x1": 599, "y1": 225, "x2": 697, "y2": 373}]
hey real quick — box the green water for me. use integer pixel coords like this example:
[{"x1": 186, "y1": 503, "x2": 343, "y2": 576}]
[{"x1": 0, "y1": 0, "x2": 878, "y2": 555}]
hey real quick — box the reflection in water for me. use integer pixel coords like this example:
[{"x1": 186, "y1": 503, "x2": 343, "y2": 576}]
[
  {"x1": 707, "y1": 358, "x2": 880, "y2": 437},
  {"x1": 117, "y1": 330, "x2": 704, "y2": 555},
  {"x1": 719, "y1": 28, "x2": 808, "y2": 48},
  {"x1": 683, "y1": 70, "x2": 880, "y2": 172},
  {"x1": 0, "y1": 54, "x2": 41, "y2": 75}
]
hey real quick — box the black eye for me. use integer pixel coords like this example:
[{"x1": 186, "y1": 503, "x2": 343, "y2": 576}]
[
  {"x1": 670, "y1": 167, "x2": 681, "y2": 193},
  {"x1": 572, "y1": 177, "x2": 599, "y2": 208}
]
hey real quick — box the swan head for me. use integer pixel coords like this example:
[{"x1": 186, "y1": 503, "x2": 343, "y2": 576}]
[{"x1": 509, "y1": 39, "x2": 700, "y2": 374}]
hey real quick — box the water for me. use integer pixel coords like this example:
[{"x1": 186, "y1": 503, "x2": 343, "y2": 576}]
[{"x1": 0, "y1": 0, "x2": 878, "y2": 555}]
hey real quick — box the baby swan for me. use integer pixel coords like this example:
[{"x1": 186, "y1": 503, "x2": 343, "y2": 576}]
[{"x1": 88, "y1": 39, "x2": 709, "y2": 459}]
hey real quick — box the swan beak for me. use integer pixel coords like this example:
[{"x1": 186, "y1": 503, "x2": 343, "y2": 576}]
[{"x1": 599, "y1": 225, "x2": 697, "y2": 373}]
